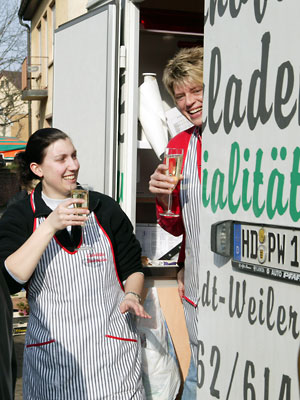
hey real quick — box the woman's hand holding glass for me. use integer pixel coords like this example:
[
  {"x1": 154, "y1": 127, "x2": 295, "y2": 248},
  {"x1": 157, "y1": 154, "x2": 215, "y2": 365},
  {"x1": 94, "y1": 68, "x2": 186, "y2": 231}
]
[
  {"x1": 149, "y1": 148, "x2": 184, "y2": 216},
  {"x1": 46, "y1": 198, "x2": 89, "y2": 234},
  {"x1": 149, "y1": 164, "x2": 177, "y2": 192}
]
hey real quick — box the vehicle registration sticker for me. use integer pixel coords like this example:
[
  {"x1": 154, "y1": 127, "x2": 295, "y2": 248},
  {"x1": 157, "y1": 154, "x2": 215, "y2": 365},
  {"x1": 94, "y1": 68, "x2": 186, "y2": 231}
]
[{"x1": 232, "y1": 223, "x2": 300, "y2": 285}]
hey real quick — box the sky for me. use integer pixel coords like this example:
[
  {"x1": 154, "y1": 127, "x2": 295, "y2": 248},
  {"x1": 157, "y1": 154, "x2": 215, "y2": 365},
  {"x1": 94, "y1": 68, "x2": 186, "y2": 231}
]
[{"x1": 0, "y1": 0, "x2": 27, "y2": 71}]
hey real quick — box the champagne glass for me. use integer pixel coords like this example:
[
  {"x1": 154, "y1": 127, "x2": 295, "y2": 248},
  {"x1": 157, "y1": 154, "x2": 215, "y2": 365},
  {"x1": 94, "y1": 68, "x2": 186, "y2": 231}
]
[
  {"x1": 160, "y1": 148, "x2": 184, "y2": 217},
  {"x1": 71, "y1": 184, "x2": 93, "y2": 251}
]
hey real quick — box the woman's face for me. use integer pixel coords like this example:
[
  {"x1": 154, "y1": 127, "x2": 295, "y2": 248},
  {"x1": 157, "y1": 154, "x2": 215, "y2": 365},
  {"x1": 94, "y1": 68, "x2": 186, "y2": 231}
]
[
  {"x1": 31, "y1": 138, "x2": 80, "y2": 199},
  {"x1": 173, "y1": 80, "x2": 203, "y2": 127}
]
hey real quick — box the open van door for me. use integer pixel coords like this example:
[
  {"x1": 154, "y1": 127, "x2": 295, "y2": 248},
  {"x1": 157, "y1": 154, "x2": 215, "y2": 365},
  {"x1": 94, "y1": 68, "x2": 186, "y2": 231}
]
[{"x1": 53, "y1": 3, "x2": 120, "y2": 198}]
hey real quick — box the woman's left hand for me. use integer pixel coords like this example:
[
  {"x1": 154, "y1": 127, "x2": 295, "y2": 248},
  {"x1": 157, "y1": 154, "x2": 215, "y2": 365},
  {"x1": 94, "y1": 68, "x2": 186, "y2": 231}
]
[{"x1": 120, "y1": 297, "x2": 151, "y2": 319}]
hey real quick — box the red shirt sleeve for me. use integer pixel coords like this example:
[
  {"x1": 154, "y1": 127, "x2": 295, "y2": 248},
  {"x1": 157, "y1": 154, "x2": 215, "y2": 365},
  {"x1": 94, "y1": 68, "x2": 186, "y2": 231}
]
[{"x1": 155, "y1": 129, "x2": 193, "y2": 237}]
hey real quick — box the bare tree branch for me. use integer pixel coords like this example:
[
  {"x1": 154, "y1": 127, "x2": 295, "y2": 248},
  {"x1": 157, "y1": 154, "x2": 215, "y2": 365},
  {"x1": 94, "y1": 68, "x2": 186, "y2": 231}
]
[
  {"x1": 0, "y1": 0, "x2": 28, "y2": 135},
  {"x1": 0, "y1": 0, "x2": 27, "y2": 71}
]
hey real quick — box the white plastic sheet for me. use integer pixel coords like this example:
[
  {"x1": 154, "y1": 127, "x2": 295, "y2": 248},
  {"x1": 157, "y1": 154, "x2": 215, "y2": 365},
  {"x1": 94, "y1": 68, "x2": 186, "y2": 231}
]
[
  {"x1": 165, "y1": 107, "x2": 194, "y2": 138},
  {"x1": 137, "y1": 287, "x2": 181, "y2": 400},
  {"x1": 138, "y1": 74, "x2": 169, "y2": 159}
]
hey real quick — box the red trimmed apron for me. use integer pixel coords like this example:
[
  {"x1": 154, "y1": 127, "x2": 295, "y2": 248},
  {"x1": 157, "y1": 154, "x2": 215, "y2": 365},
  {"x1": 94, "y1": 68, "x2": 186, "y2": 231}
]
[{"x1": 23, "y1": 210, "x2": 145, "y2": 399}]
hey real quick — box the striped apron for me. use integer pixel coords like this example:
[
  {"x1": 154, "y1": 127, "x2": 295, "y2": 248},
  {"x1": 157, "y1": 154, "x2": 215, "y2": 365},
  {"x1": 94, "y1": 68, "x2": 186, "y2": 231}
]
[
  {"x1": 23, "y1": 207, "x2": 145, "y2": 399},
  {"x1": 180, "y1": 129, "x2": 201, "y2": 366}
]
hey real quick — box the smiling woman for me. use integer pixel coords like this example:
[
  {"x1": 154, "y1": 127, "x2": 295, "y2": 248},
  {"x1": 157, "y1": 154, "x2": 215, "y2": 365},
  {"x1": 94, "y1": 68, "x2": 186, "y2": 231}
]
[
  {"x1": 149, "y1": 46, "x2": 203, "y2": 400},
  {"x1": 0, "y1": 128, "x2": 150, "y2": 399},
  {"x1": 163, "y1": 46, "x2": 203, "y2": 128},
  {"x1": 173, "y1": 83, "x2": 203, "y2": 127},
  {"x1": 29, "y1": 136, "x2": 80, "y2": 199}
]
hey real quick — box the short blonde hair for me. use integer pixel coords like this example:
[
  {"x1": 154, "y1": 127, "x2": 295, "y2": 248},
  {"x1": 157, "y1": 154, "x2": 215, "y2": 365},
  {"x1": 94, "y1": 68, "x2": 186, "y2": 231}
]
[{"x1": 163, "y1": 47, "x2": 203, "y2": 100}]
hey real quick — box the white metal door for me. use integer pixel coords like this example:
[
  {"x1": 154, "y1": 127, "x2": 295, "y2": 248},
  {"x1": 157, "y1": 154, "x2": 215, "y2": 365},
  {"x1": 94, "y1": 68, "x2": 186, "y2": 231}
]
[
  {"x1": 117, "y1": 0, "x2": 140, "y2": 223},
  {"x1": 53, "y1": 3, "x2": 120, "y2": 198}
]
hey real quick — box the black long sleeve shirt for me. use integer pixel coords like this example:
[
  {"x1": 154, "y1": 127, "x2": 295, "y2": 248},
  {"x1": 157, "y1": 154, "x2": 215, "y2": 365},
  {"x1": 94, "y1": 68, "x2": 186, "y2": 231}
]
[{"x1": 0, "y1": 183, "x2": 143, "y2": 294}]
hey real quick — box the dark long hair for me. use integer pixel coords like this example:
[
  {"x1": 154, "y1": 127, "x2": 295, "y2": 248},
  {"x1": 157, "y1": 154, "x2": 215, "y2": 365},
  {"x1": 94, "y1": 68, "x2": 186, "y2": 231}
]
[{"x1": 16, "y1": 128, "x2": 69, "y2": 187}]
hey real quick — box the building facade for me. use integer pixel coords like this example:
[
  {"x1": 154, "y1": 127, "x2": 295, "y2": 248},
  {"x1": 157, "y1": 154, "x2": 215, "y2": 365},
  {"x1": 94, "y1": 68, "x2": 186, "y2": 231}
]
[
  {"x1": 0, "y1": 71, "x2": 29, "y2": 140},
  {"x1": 19, "y1": 0, "x2": 87, "y2": 133}
]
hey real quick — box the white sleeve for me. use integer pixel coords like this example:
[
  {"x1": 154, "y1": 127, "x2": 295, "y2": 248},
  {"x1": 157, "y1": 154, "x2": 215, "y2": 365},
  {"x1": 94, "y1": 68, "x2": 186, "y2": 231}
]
[{"x1": 4, "y1": 260, "x2": 27, "y2": 285}]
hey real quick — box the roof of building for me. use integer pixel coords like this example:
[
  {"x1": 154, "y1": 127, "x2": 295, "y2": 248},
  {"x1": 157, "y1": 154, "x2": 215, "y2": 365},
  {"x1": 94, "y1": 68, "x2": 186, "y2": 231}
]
[{"x1": 18, "y1": 0, "x2": 40, "y2": 21}]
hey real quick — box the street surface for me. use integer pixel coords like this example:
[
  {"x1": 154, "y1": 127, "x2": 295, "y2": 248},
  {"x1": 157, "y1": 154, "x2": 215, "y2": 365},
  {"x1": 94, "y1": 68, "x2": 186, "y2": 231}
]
[{"x1": 14, "y1": 334, "x2": 24, "y2": 399}]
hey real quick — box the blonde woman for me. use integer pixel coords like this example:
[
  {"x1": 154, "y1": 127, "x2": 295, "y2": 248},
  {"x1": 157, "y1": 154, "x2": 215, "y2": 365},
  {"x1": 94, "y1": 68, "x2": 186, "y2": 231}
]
[{"x1": 149, "y1": 47, "x2": 203, "y2": 399}]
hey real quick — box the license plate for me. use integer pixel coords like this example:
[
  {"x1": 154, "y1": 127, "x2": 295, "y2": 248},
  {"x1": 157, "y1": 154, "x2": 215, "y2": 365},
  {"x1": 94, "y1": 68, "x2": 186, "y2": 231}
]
[{"x1": 232, "y1": 223, "x2": 300, "y2": 285}]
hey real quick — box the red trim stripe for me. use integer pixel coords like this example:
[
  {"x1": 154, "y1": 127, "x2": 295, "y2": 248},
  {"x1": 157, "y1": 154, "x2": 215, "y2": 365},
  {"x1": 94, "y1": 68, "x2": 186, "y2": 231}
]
[
  {"x1": 33, "y1": 218, "x2": 37, "y2": 232},
  {"x1": 94, "y1": 214, "x2": 124, "y2": 291},
  {"x1": 53, "y1": 235, "x2": 78, "y2": 254},
  {"x1": 105, "y1": 335, "x2": 137, "y2": 343},
  {"x1": 30, "y1": 191, "x2": 38, "y2": 232},
  {"x1": 197, "y1": 132, "x2": 202, "y2": 183},
  {"x1": 182, "y1": 295, "x2": 197, "y2": 308},
  {"x1": 30, "y1": 190, "x2": 35, "y2": 213},
  {"x1": 26, "y1": 339, "x2": 55, "y2": 348}
]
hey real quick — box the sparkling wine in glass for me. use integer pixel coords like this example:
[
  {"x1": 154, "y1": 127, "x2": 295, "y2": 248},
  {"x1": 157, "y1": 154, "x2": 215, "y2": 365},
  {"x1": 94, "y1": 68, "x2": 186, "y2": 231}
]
[
  {"x1": 160, "y1": 148, "x2": 183, "y2": 217},
  {"x1": 71, "y1": 184, "x2": 92, "y2": 251}
]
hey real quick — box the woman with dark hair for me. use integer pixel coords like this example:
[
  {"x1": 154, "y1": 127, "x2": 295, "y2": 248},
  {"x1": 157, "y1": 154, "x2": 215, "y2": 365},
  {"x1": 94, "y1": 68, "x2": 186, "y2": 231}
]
[{"x1": 0, "y1": 128, "x2": 149, "y2": 399}]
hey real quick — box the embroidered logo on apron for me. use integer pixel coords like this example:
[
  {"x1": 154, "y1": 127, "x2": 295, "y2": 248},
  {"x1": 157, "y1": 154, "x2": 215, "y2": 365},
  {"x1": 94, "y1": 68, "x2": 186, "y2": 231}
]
[{"x1": 84, "y1": 252, "x2": 107, "y2": 266}]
